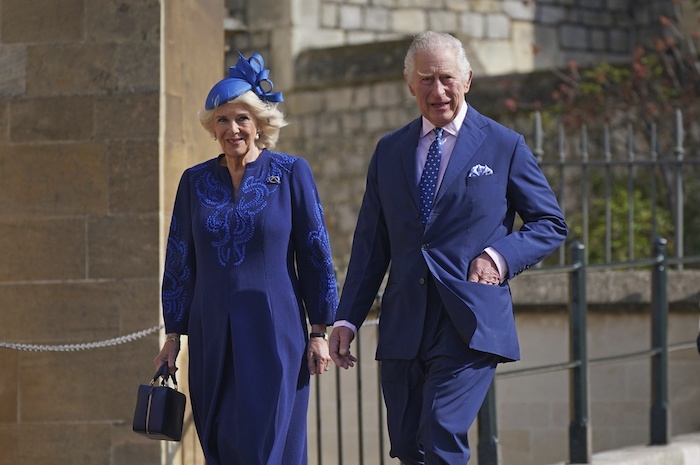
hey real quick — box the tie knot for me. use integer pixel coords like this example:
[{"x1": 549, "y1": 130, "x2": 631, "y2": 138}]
[{"x1": 434, "y1": 127, "x2": 443, "y2": 139}]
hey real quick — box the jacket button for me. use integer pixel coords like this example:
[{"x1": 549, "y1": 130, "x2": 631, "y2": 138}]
[
  {"x1": 419, "y1": 278, "x2": 426, "y2": 285},
  {"x1": 421, "y1": 244, "x2": 428, "y2": 251}
]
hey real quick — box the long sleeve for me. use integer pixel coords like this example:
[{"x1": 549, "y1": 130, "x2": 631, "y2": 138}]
[
  {"x1": 334, "y1": 147, "x2": 392, "y2": 329},
  {"x1": 289, "y1": 157, "x2": 338, "y2": 325},
  {"x1": 490, "y1": 135, "x2": 568, "y2": 279},
  {"x1": 161, "y1": 171, "x2": 196, "y2": 335}
]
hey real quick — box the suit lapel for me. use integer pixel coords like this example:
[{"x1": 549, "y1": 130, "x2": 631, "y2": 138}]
[
  {"x1": 399, "y1": 118, "x2": 424, "y2": 216},
  {"x1": 434, "y1": 106, "x2": 487, "y2": 208}
]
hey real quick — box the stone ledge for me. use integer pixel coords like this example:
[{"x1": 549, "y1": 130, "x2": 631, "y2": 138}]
[
  {"x1": 294, "y1": 38, "x2": 410, "y2": 89},
  {"x1": 510, "y1": 269, "x2": 700, "y2": 312},
  {"x1": 545, "y1": 432, "x2": 700, "y2": 465}
]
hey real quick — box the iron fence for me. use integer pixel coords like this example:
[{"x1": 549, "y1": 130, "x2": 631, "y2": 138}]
[
  {"x1": 531, "y1": 109, "x2": 699, "y2": 269},
  {"x1": 477, "y1": 238, "x2": 700, "y2": 464},
  {"x1": 310, "y1": 240, "x2": 700, "y2": 465}
]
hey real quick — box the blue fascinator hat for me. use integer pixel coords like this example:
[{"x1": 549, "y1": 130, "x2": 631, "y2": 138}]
[{"x1": 204, "y1": 52, "x2": 284, "y2": 110}]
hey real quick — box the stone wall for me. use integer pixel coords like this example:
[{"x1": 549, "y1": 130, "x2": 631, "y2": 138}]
[
  {"x1": 226, "y1": 0, "x2": 678, "y2": 89},
  {"x1": 0, "y1": 1, "x2": 161, "y2": 463},
  {"x1": 0, "y1": 1, "x2": 220, "y2": 464}
]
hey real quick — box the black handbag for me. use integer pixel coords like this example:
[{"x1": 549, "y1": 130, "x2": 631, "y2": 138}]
[{"x1": 132, "y1": 363, "x2": 186, "y2": 441}]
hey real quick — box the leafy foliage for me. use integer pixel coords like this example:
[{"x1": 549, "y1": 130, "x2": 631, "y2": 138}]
[
  {"x1": 504, "y1": 3, "x2": 700, "y2": 265},
  {"x1": 503, "y1": 2, "x2": 699, "y2": 125},
  {"x1": 566, "y1": 177, "x2": 674, "y2": 263}
]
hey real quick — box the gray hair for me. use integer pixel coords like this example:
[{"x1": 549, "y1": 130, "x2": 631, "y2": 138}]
[
  {"x1": 403, "y1": 31, "x2": 472, "y2": 82},
  {"x1": 198, "y1": 91, "x2": 288, "y2": 150}
]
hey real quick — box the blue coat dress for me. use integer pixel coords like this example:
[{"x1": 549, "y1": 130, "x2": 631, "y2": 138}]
[{"x1": 162, "y1": 150, "x2": 338, "y2": 465}]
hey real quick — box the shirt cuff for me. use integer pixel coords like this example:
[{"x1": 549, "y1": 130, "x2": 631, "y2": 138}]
[
  {"x1": 333, "y1": 320, "x2": 357, "y2": 335},
  {"x1": 484, "y1": 247, "x2": 508, "y2": 282}
]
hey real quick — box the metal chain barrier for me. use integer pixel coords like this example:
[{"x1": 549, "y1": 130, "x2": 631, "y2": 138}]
[
  {"x1": 0, "y1": 317, "x2": 379, "y2": 353},
  {"x1": 0, "y1": 324, "x2": 164, "y2": 352}
]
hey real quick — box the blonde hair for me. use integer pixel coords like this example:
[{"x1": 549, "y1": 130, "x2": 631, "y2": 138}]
[{"x1": 198, "y1": 91, "x2": 289, "y2": 149}]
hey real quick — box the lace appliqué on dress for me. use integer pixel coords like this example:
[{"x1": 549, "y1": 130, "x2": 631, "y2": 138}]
[
  {"x1": 195, "y1": 153, "x2": 294, "y2": 267},
  {"x1": 162, "y1": 216, "x2": 192, "y2": 323},
  {"x1": 306, "y1": 202, "x2": 339, "y2": 311}
]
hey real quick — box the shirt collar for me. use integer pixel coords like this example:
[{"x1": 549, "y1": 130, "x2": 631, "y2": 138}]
[{"x1": 420, "y1": 101, "x2": 468, "y2": 138}]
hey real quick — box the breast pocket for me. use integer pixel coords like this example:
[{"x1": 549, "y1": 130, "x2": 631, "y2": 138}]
[{"x1": 465, "y1": 173, "x2": 502, "y2": 206}]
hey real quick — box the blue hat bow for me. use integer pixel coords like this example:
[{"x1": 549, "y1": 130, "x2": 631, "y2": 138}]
[{"x1": 204, "y1": 52, "x2": 283, "y2": 110}]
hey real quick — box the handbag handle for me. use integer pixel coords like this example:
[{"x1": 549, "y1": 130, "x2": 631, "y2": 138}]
[{"x1": 150, "y1": 362, "x2": 179, "y2": 390}]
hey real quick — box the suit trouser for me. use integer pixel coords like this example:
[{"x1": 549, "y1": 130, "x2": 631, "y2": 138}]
[{"x1": 380, "y1": 277, "x2": 498, "y2": 465}]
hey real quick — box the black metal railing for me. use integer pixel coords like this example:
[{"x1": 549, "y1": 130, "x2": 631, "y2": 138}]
[
  {"x1": 530, "y1": 109, "x2": 698, "y2": 269},
  {"x1": 476, "y1": 237, "x2": 700, "y2": 464},
  {"x1": 311, "y1": 239, "x2": 700, "y2": 465}
]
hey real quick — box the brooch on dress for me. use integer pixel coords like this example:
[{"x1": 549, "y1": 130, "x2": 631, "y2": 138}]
[{"x1": 267, "y1": 175, "x2": 281, "y2": 184}]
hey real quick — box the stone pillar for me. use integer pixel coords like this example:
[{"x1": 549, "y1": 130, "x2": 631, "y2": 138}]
[{"x1": 0, "y1": 0, "x2": 222, "y2": 463}]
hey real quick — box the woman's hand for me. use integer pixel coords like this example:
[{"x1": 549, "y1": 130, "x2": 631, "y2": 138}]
[
  {"x1": 307, "y1": 335, "x2": 331, "y2": 375},
  {"x1": 154, "y1": 334, "x2": 180, "y2": 375}
]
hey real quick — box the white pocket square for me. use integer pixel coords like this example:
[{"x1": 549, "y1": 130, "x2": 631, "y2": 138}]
[{"x1": 468, "y1": 164, "x2": 493, "y2": 177}]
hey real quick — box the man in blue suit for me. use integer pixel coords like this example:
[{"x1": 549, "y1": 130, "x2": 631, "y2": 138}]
[{"x1": 329, "y1": 31, "x2": 568, "y2": 464}]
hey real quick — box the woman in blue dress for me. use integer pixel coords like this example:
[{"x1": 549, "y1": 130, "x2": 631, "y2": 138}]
[{"x1": 154, "y1": 52, "x2": 338, "y2": 465}]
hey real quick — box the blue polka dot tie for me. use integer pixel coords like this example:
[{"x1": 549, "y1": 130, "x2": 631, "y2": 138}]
[{"x1": 419, "y1": 127, "x2": 443, "y2": 226}]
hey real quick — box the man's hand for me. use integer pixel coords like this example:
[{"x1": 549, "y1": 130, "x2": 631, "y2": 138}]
[
  {"x1": 467, "y1": 252, "x2": 501, "y2": 285},
  {"x1": 329, "y1": 326, "x2": 358, "y2": 369}
]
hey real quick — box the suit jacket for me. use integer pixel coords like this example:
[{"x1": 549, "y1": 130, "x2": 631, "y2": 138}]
[{"x1": 336, "y1": 105, "x2": 567, "y2": 362}]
